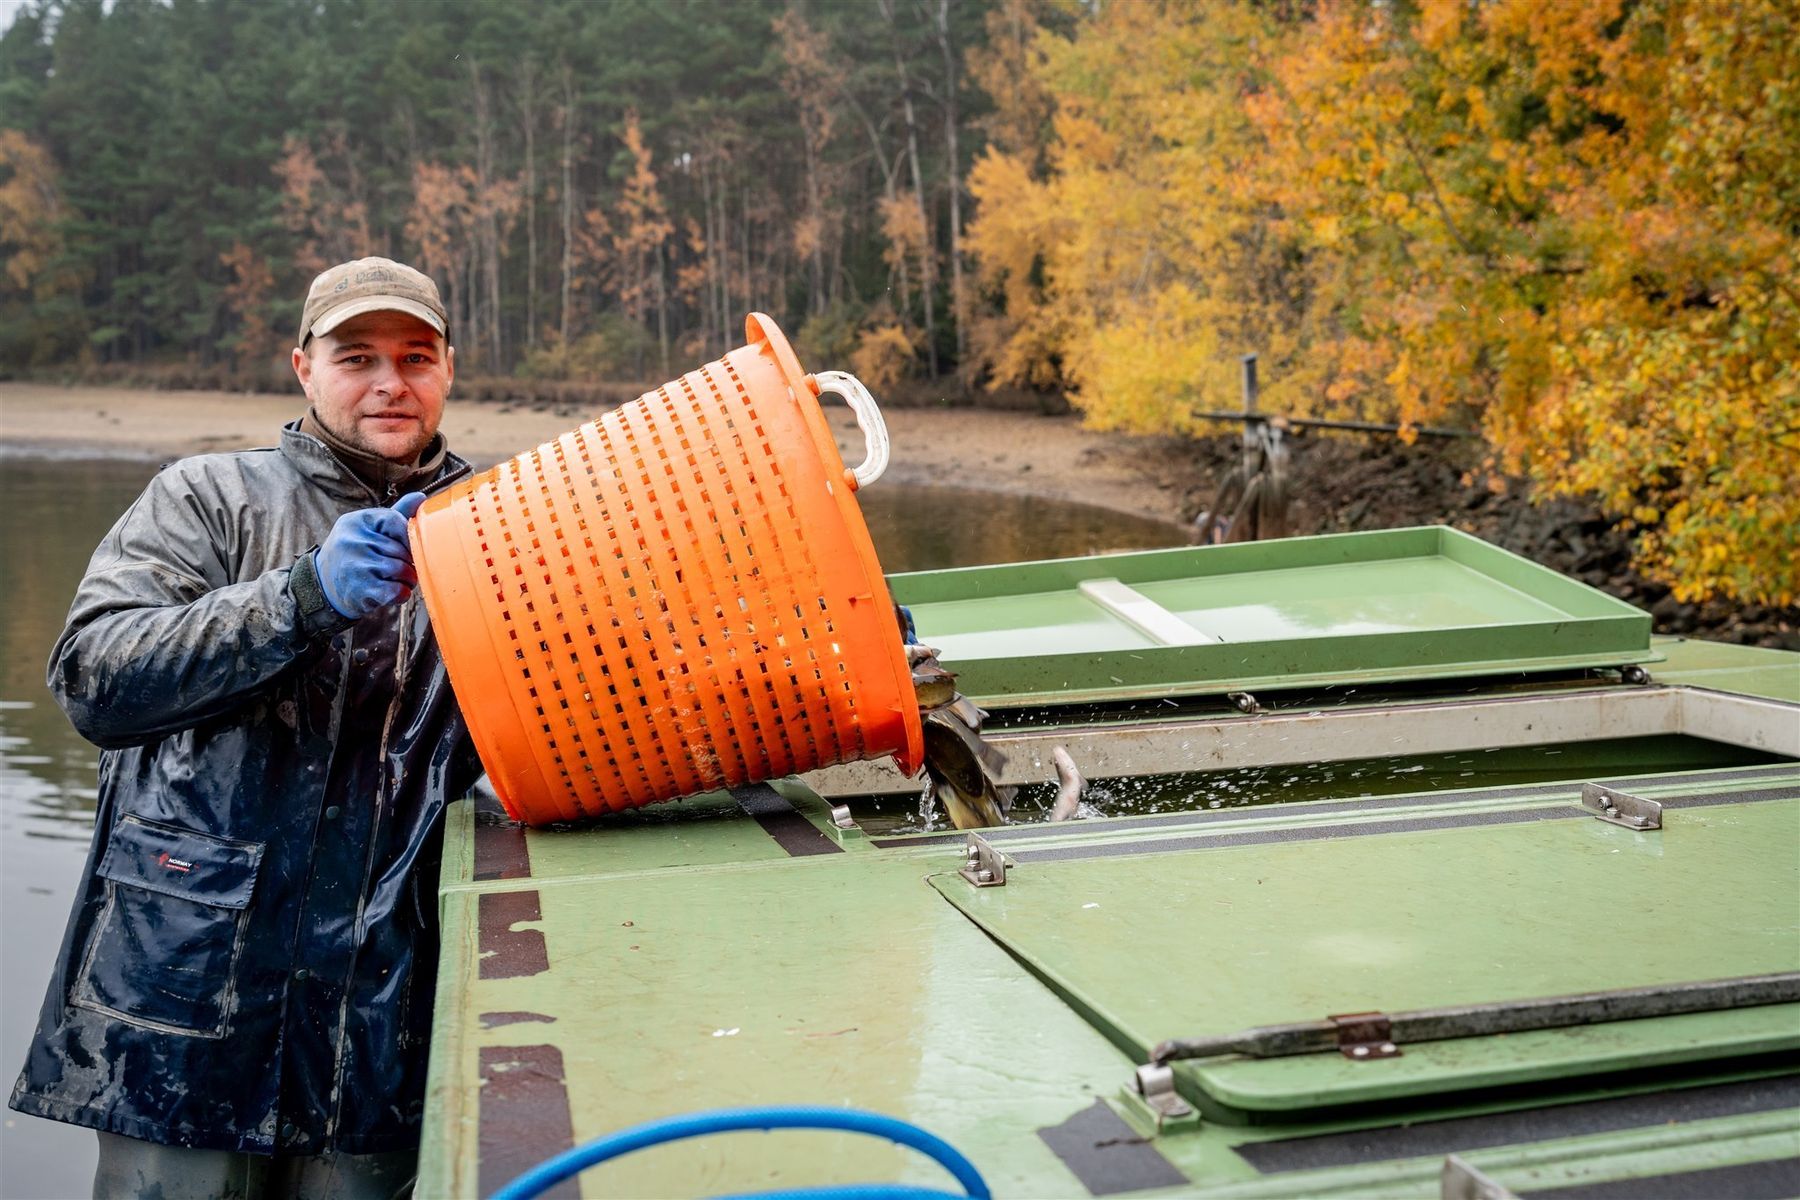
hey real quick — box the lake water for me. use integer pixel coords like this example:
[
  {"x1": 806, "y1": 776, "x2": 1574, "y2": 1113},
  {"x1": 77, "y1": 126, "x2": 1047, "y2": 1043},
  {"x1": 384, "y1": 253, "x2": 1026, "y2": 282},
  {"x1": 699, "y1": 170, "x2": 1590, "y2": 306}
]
[{"x1": 0, "y1": 455, "x2": 1184, "y2": 1198}]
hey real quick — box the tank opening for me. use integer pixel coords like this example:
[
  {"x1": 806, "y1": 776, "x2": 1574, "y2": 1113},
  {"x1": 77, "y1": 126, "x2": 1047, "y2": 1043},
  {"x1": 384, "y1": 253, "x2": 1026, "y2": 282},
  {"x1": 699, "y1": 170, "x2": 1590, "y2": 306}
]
[
  {"x1": 803, "y1": 686, "x2": 1797, "y2": 838},
  {"x1": 847, "y1": 734, "x2": 1790, "y2": 837}
]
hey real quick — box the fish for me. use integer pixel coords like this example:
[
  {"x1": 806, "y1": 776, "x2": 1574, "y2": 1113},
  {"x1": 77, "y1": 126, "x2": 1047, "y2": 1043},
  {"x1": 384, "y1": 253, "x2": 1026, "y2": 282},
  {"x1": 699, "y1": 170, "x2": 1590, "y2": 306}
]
[
  {"x1": 906, "y1": 636, "x2": 1012, "y2": 830},
  {"x1": 1049, "y1": 746, "x2": 1084, "y2": 822},
  {"x1": 921, "y1": 707, "x2": 1014, "y2": 830},
  {"x1": 911, "y1": 660, "x2": 959, "y2": 711}
]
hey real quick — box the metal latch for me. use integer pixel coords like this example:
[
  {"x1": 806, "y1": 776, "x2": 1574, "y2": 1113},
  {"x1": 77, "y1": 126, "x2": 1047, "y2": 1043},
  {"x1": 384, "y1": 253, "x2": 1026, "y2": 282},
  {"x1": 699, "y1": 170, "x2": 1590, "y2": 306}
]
[
  {"x1": 960, "y1": 832, "x2": 1007, "y2": 887},
  {"x1": 1131, "y1": 1063, "x2": 1194, "y2": 1121},
  {"x1": 1582, "y1": 782, "x2": 1663, "y2": 830},
  {"x1": 1441, "y1": 1154, "x2": 1517, "y2": 1200},
  {"x1": 1330, "y1": 1011, "x2": 1400, "y2": 1060},
  {"x1": 828, "y1": 802, "x2": 857, "y2": 830}
]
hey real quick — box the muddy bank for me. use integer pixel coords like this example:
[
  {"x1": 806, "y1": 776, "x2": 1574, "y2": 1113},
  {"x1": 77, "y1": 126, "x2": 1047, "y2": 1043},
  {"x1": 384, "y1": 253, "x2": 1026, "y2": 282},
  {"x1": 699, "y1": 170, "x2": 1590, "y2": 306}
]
[
  {"x1": 0, "y1": 382, "x2": 1189, "y2": 523},
  {"x1": 2, "y1": 381, "x2": 1789, "y2": 649}
]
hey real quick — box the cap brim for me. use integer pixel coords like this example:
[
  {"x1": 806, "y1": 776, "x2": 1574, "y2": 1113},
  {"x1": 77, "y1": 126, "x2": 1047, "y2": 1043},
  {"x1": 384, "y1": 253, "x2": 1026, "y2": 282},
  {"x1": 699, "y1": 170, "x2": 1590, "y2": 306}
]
[{"x1": 310, "y1": 296, "x2": 447, "y2": 340}]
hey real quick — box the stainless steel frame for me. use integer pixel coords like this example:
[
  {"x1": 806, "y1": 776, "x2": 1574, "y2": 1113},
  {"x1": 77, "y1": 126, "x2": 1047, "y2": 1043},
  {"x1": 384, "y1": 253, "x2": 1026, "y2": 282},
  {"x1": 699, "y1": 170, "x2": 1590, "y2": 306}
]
[{"x1": 804, "y1": 686, "x2": 1799, "y2": 797}]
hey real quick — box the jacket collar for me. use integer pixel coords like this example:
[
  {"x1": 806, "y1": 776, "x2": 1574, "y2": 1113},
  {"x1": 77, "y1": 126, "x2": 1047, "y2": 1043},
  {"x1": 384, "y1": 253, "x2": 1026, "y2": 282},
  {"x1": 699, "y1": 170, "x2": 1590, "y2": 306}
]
[
  {"x1": 279, "y1": 419, "x2": 472, "y2": 506},
  {"x1": 298, "y1": 408, "x2": 451, "y2": 494}
]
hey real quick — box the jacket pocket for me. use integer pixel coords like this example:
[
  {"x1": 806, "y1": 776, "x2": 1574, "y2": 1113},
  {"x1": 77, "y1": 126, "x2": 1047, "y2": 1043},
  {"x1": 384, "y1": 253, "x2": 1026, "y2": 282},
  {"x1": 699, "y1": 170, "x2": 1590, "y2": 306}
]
[{"x1": 73, "y1": 815, "x2": 265, "y2": 1038}]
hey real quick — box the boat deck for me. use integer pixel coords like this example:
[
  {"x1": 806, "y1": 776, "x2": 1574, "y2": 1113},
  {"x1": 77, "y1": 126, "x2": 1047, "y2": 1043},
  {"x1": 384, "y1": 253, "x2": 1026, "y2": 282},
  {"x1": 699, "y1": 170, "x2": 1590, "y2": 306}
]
[{"x1": 420, "y1": 637, "x2": 1800, "y2": 1198}]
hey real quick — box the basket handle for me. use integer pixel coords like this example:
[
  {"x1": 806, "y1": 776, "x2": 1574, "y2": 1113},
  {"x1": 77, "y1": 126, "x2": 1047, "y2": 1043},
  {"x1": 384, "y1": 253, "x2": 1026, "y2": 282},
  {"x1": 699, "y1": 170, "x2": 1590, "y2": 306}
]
[{"x1": 813, "y1": 370, "x2": 890, "y2": 490}]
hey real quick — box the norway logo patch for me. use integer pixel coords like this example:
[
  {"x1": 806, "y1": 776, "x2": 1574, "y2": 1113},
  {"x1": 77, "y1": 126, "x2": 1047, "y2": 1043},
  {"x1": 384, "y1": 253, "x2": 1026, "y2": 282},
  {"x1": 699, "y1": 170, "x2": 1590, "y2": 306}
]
[{"x1": 156, "y1": 850, "x2": 194, "y2": 874}]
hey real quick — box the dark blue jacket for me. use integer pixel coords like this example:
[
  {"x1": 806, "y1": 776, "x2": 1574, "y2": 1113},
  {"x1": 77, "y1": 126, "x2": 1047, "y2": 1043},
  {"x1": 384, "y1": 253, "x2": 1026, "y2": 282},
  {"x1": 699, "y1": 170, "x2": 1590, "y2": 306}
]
[{"x1": 10, "y1": 424, "x2": 479, "y2": 1155}]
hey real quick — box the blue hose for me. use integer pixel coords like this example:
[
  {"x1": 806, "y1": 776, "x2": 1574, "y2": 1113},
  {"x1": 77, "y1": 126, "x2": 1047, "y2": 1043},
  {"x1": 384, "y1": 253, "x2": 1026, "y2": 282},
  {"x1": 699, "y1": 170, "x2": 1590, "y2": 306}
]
[
  {"x1": 716, "y1": 1189, "x2": 969, "y2": 1200},
  {"x1": 488, "y1": 1105, "x2": 991, "y2": 1200}
]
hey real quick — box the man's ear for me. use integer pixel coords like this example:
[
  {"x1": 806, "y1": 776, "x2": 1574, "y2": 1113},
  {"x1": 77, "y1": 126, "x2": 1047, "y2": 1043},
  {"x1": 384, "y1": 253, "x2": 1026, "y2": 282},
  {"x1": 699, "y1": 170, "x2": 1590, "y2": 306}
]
[
  {"x1": 445, "y1": 344, "x2": 455, "y2": 390},
  {"x1": 292, "y1": 345, "x2": 314, "y2": 399}
]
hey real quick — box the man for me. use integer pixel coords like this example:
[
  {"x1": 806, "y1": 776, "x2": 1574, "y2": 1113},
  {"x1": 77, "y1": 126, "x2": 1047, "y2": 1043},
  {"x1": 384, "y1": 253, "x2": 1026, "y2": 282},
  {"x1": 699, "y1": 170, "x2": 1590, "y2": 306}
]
[{"x1": 10, "y1": 257, "x2": 482, "y2": 1199}]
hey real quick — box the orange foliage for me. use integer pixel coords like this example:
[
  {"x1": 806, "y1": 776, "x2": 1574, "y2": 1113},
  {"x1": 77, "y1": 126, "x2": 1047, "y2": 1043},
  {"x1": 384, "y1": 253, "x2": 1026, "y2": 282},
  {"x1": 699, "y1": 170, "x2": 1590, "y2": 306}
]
[
  {"x1": 610, "y1": 110, "x2": 672, "y2": 324},
  {"x1": 0, "y1": 129, "x2": 63, "y2": 294},
  {"x1": 965, "y1": 0, "x2": 1799, "y2": 604},
  {"x1": 404, "y1": 157, "x2": 522, "y2": 364},
  {"x1": 217, "y1": 242, "x2": 274, "y2": 367},
  {"x1": 405, "y1": 161, "x2": 472, "y2": 291},
  {"x1": 274, "y1": 133, "x2": 372, "y2": 277}
]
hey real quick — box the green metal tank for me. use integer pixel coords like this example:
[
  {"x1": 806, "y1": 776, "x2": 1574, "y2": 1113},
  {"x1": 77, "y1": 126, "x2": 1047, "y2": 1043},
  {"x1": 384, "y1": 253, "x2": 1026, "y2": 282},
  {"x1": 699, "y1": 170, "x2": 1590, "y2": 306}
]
[{"x1": 419, "y1": 529, "x2": 1799, "y2": 1198}]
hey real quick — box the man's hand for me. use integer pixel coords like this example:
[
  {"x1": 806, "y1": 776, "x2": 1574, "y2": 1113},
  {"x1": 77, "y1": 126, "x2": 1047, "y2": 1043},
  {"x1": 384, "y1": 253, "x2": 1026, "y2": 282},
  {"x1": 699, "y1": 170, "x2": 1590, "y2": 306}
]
[{"x1": 314, "y1": 492, "x2": 428, "y2": 619}]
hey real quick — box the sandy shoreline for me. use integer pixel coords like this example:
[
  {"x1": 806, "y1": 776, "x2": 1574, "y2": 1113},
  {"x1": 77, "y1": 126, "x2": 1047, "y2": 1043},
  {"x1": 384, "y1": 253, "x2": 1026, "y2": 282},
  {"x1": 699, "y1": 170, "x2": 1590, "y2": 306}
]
[{"x1": 0, "y1": 382, "x2": 1191, "y2": 527}]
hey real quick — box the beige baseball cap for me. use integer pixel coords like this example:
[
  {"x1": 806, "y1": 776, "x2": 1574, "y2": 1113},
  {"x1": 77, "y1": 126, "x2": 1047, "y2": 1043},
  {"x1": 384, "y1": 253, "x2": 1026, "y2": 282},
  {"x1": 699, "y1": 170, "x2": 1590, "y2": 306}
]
[{"x1": 298, "y1": 256, "x2": 447, "y2": 348}]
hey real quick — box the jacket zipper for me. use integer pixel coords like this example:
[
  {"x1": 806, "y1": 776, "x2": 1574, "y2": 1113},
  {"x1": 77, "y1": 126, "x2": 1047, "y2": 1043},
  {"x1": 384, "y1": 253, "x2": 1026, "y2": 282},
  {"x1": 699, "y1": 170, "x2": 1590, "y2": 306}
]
[
  {"x1": 325, "y1": 599, "x2": 413, "y2": 1138},
  {"x1": 315, "y1": 453, "x2": 469, "y2": 1138}
]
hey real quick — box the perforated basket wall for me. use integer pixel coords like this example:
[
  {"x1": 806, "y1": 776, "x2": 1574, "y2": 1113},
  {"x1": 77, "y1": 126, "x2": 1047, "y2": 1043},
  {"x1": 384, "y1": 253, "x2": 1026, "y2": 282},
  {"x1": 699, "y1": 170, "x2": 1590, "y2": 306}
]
[{"x1": 412, "y1": 315, "x2": 923, "y2": 826}]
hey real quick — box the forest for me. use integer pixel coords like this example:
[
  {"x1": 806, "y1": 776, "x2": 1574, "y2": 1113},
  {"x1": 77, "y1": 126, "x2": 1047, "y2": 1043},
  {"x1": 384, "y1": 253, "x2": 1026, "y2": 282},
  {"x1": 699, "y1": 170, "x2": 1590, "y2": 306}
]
[{"x1": 0, "y1": 0, "x2": 1794, "y2": 605}]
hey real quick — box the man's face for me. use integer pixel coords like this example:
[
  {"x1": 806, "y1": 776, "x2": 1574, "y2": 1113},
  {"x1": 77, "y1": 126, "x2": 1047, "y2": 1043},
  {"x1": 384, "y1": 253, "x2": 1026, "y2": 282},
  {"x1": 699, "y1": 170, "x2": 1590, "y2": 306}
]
[{"x1": 291, "y1": 310, "x2": 454, "y2": 463}]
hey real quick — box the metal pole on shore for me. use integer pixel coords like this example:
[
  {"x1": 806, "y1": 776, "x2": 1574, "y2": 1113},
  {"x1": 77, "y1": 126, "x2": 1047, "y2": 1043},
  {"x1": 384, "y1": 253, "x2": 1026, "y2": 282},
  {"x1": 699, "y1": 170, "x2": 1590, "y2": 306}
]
[{"x1": 1200, "y1": 351, "x2": 1475, "y2": 439}]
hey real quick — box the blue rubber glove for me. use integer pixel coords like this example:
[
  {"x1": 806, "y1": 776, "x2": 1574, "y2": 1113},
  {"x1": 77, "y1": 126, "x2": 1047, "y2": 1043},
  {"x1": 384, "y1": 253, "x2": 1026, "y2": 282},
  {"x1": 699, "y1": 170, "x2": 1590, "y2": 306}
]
[{"x1": 313, "y1": 492, "x2": 428, "y2": 619}]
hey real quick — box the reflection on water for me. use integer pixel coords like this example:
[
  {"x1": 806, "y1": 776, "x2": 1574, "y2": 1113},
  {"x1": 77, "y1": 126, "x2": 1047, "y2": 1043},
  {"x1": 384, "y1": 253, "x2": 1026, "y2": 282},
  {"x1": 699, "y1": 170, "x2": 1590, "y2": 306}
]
[
  {"x1": 859, "y1": 483, "x2": 1183, "y2": 573},
  {"x1": 0, "y1": 461, "x2": 157, "y2": 839},
  {"x1": 0, "y1": 456, "x2": 1180, "y2": 1197},
  {"x1": 1, "y1": 458, "x2": 157, "y2": 1198}
]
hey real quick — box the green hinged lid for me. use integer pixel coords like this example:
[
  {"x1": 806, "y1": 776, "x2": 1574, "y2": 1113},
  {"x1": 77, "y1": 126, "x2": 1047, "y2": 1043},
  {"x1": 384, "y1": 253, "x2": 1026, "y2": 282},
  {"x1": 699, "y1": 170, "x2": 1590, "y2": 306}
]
[
  {"x1": 930, "y1": 772, "x2": 1800, "y2": 1118},
  {"x1": 889, "y1": 526, "x2": 1656, "y2": 707}
]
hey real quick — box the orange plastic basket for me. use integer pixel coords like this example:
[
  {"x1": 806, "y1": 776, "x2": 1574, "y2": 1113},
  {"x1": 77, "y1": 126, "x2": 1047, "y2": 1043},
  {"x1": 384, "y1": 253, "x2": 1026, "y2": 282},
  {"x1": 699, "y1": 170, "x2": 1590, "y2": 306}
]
[{"x1": 411, "y1": 314, "x2": 924, "y2": 826}]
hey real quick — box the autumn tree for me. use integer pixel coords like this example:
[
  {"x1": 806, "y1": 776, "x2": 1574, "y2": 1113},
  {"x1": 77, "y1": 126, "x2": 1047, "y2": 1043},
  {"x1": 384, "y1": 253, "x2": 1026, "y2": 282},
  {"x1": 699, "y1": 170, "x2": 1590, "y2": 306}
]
[
  {"x1": 961, "y1": 0, "x2": 1063, "y2": 389},
  {"x1": 0, "y1": 128, "x2": 61, "y2": 295},
  {"x1": 276, "y1": 133, "x2": 374, "y2": 281},
  {"x1": 609, "y1": 110, "x2": 674, "y2": 374},
  {"x1": 1511, "y1": 0, "x2": 1799, "y2": 604},
  {"x1": 773, "y1": 5, "x2": 843, "y2": 321},
  {"x1": 964, "y1": 0, "x2": 1796, "y2": 604},
  {"x1": 966, "y1": 1, "x2": 1299, "y2": 430},
  {"x1": 405, "y1": 161, "x2": 473, "y2": 334},
  {"x1": 217, "y1": 242, "x2": 275, "y2": 374},
  {"x1": 1250, "y1": 0, "x2": 1799, "y2": 603},
  {"x1": 0, "y1": 127, "x2": 82, "y2": 365}
]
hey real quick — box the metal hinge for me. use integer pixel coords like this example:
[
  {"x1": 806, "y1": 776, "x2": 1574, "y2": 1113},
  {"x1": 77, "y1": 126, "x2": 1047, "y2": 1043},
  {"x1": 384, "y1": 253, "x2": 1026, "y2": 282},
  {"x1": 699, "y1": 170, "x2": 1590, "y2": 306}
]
[
  {"x1": 1330, "y1": 1011, "x2": 1401, "y2": 1060},
  {"x1": 1582, "y1": 782, "x2": 1663, "y2": 830},
  {"x1": 960, "y1": 832, "x2": 1007, "y2": 887},
  {"x1": 1131, "y1": 1063, "x2": 1194, "y2": 1121},
  {"x1": 1441, "y1": 1154, "x2": 1518, "y2": 1200}
]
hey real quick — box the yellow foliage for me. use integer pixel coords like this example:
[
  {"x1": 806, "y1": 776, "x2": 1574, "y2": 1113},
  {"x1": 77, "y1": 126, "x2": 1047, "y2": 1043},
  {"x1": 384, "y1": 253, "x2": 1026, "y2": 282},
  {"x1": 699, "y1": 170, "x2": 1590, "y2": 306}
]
[
  {"x1": 966, "y1": 0, "x2": 1303, "y2": 428},
  {"x1": 850, "y1": 323, "x2": 919, "y2": 389},
  {"x1": 879, "y1": 192, "x2": 929, "y2": 278},
  {"x1": 964, "y1": 146, "x2": 1066, "y2": 389},
  {"x1": 964, "y1": 0, "x2": 1800, "y2": 605},
  {"x1": 965, "y1": 0, "x2": 1059, "y2": 161}
]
